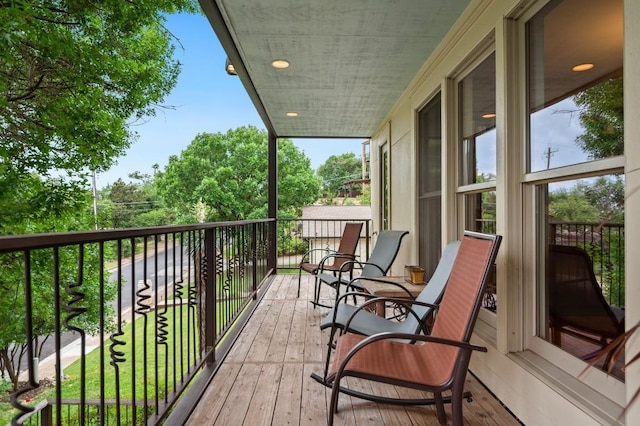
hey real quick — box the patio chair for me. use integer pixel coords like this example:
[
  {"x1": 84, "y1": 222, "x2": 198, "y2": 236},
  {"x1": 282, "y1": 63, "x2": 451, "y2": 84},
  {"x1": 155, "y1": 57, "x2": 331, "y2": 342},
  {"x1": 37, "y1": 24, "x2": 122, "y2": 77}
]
[
  {"x1": 320, "y1": 231, "x2": 502, "y2": 426},
  {"x1": 548, "y1": 244, "x2": 625, "y2": 370},
  {"x1": 297, "y1": 222, "x2": 363, "y2": 298},
  {"x1": 311, "y1": 229, "x2": 409, "y2": 308},
  {"x1": 312, "y1": 240, "x2": 461, "y2": 384}
]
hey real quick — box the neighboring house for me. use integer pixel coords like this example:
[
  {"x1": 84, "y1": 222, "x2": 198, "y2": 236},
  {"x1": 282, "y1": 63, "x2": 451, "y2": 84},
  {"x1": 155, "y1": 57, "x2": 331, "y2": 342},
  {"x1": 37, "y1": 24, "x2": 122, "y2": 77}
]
[{"x1": 300, "y1": 205, "x2": 371, "y2": 265}]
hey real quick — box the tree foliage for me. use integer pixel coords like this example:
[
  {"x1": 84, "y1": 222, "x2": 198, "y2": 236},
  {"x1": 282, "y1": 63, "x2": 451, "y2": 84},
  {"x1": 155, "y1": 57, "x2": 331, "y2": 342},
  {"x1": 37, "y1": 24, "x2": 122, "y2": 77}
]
[
  {"x1": 316, "y1": 152, "x2": 362, "y2": 196},
  {"x1": 548, "y1": 176, "x2": 624, "y2": 223},
  {"x1": 155, "y1": 126, "x2": 320, "y2": 221},
  {"x1": 99, "y1": 173, "x2": 169, "y2": 229},
  {"x1": 0, "y1": 175, "x2": 117, "y2": 388},
  {"x1": 0, "y1": 0, "x2": 199, "y2": 236},
  {"x1": 0, "y1": 1, "x2": 198, "y2": 388},
  {"x1": 1, "y1": 0, "x2": 199, "y2": 179},
  {"x1": 574, "y1": 77, "x2": 623, "y2": 159}
]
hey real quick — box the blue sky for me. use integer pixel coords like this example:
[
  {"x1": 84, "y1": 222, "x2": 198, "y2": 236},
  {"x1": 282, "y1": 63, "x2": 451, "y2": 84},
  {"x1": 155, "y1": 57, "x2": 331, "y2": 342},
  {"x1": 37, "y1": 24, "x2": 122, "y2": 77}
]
[{"x1": 96, "y1": 12, "x2": 365, "y2": 188}]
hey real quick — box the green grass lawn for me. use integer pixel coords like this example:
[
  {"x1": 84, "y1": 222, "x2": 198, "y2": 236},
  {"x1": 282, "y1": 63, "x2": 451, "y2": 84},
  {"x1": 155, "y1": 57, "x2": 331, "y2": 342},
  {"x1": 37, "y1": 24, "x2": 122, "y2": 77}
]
[{"x1": 0, "y1": 280, "x2": 252, "y2": 425}]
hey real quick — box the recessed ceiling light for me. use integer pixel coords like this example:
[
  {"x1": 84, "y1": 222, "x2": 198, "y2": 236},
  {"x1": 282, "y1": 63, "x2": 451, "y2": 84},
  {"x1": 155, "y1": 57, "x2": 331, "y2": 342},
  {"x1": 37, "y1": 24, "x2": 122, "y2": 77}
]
[
  {"x1": 286, "y1": 112, "x2": 298, "y2": 117},
  {"x1": 272, "y1": 59, "x2": 290, "y2": 69},
  {"x1": 482, "y1": 113, "x2": 496, "y2": 119},
  {"x1": 572, "y1": 63, "x2": 594, "y2": 72}
]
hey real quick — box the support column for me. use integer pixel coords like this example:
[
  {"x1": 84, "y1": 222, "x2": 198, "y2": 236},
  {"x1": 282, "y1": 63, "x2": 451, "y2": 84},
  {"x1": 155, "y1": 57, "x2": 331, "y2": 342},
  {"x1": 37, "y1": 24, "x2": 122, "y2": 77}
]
[{"x1": 268, "y1": 131, "x2": 278, "y2": 273}]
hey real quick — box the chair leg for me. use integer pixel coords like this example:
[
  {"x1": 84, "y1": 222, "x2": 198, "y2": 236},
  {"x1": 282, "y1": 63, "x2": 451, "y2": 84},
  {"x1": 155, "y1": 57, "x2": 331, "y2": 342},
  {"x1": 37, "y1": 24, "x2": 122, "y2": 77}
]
[
  {"x1": 450, "y1": 383, "x2": 465, "y2": 426},
  {"x1": 328, "y1": 374, "x2": 343, "y2": 426},
  {"x1": 313, "y1": 275, "x2": 322, "y2": 307},
  {"x1": 297, "y1": 268, "x2": 303, "y2": 298},
  {"x1": 322, "y1": 326, "x2": 341, "y2": 381},
  {"x1": 434, "y1": 392, "x2": 446, "y2": 425}
]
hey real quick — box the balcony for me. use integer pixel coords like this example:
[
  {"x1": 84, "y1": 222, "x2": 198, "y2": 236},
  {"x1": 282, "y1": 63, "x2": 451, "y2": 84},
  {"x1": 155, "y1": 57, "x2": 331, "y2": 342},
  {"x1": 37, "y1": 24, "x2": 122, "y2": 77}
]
[{"x1": 2, "y1": 219, "x2": 517, "y2": 424}]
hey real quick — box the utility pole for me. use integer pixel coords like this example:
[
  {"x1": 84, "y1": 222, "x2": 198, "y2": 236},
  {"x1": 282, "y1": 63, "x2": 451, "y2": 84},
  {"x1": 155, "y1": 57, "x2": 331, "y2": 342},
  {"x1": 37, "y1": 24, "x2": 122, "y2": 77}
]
[
  {"x1": 92, "y1": 171, "x2": 99, "y2": 230},
  {"x1": 544, "y1": 145, "x2": 558, "y2": 169}
]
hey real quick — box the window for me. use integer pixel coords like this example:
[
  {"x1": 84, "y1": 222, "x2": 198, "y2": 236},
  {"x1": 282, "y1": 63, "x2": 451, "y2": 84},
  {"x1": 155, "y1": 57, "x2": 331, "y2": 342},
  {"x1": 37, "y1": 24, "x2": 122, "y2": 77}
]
[
  {"x1": 459, "y1": 52, "x2": 497, "y2": 186},
  {"x1": 418, "y1": 94, "x2": 442, "y2": 277},
  {"x1": 457, "y1": 51, "x2": 497, "y2": 313},
  {"x1": 380, "y1": 143, "x2": 390, "y2": 230},
  {"x1": 526, "y1": 0, "x2": 624, "y2": 381}
]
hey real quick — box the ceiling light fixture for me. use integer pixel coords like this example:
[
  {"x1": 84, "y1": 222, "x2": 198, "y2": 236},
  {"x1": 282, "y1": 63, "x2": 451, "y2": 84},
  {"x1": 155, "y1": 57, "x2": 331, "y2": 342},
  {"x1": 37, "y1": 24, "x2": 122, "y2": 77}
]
[
  {"x1": 225, "y1": 57, "x2": 237, "y2": 75},
  {"x1": 482, "y1": 113, "x2": 496, "y2": 119},
  {"x1": 286, "y1": 112, "x2": 298, "y2": 117},
  {"x1": 572, "y1": 63, "x2": 594, "y2": 72},
  {"x1": 272, "y1": 59, "x2": 290, "y2": 69}
]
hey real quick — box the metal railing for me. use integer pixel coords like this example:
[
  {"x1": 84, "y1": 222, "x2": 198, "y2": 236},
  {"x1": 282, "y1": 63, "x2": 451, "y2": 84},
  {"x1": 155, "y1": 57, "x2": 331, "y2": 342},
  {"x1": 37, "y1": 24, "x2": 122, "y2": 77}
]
[
  {"x1": 0, "y1": 220, "x2": 274, "y2": 425},
  {"x1": 550, "y1": 221, "x2": 625, "y2": 307}
]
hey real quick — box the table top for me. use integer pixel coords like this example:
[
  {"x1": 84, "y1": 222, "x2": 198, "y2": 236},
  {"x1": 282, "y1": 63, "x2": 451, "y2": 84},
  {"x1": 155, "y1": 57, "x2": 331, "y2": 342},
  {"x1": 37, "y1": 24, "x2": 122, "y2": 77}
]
[{"x1": 356, "y1": 276, "x2": 426, "y2": 298}]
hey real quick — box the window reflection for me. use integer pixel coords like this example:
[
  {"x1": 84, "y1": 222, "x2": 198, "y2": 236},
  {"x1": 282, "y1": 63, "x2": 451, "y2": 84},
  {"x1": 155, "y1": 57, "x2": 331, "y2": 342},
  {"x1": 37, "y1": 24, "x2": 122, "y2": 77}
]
[
  {"x1": 528, "y1": 0, "x2": 624, "y2": 380},
  {"x1": 459, "y1": 52, "x2": 496, "y2": 185},
  {"x1": 538, "y1": 175, "x2": 625, "y2": 379},
  {"x1": 527, "y1": 0, "x2": 623, "y2": 172}
]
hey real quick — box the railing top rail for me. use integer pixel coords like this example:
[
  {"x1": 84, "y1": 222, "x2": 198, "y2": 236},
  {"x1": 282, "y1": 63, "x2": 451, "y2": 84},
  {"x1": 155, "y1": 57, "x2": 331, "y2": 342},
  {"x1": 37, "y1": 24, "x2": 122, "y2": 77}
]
[
  {"x1": 549, "y1": 221, "x2": 624, "y2": 227},
  {"x1": 0, "y1": 218, "x2": 275, "y2": 252},
  {"x1": 278, "y1": 218, "x2": 372, "y2": 221}
]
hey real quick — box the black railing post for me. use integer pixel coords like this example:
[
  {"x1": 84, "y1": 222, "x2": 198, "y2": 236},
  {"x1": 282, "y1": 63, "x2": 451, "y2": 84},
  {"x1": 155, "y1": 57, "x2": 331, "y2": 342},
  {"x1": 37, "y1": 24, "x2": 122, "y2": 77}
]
[
  {"x1": 205, "y1": 227, "x2": 216, "y2": 364},
  {"x1": 252, "y1": 222, "x2": 258, "y2": 298},
  {"x1": 40, "y1": 404, "x2": 53, "y2": 426},
  {"x1": 268, "y1": 131, "x2": 278, "y2": 273}
]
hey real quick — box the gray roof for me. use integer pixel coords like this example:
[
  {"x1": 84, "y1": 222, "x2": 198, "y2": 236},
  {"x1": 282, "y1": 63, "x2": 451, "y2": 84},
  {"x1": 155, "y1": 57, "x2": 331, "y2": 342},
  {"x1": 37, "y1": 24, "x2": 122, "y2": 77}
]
[
  {"x1": 302, "y1": 205, "x2": 371, "y2": 220},
  {"x1": 300, "y1": 205, "x2": 371, "y2": 238}
]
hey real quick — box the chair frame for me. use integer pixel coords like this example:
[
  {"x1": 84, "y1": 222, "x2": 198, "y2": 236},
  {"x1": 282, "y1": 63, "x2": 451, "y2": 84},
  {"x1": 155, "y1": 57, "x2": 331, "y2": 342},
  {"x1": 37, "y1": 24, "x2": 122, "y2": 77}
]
[
  {"x1": 313, "y1": 240, "x2": 461, "y2": 384},
  {"x1": 311, "y1": 229, "x2": 409, "y2": 308},
  {"x1": 321, "y1": 231, "x2": 502, "y2": 426},
  {"x1": 297, "y1": 222, "x2": 363, "y2": 299}
]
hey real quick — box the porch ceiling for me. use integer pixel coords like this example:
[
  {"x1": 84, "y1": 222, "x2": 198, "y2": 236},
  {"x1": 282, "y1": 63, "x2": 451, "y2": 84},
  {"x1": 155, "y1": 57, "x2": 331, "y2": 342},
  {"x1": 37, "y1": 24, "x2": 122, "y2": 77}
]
[{"x1": 200, "y1": 0, "x2": 471, "y2": 138}]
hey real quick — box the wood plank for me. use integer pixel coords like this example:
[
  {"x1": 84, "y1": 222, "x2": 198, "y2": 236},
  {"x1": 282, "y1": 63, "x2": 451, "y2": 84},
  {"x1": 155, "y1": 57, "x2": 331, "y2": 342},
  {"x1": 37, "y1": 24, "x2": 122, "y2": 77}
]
[
  {"x1": 305, "y1": 302, "x2": 329, "y2": 364},
  {"x1": 225, "y1": 298, "x2": 274, "y2": 362},
  {"x1": 301, "y1": 363, "x2": 330, "y2": 426},
  {"x1": 245, "y1": 297, "x2": 283, "y2": 362},
  {"x1": 265, "y1": 299, "x2": 296, "y2": 362},
  {"x1": 273, "y1": 363, "x2": 303, "y2": 425},
  {"x1": 185, "y1": 362, "x2": 241, "y2": 425},
  {"x1": 284, "y1": 298, "x2": 310, "y2": 362},
  {"x1": 245, "y1": 363, "x2": 283, "y2": 425},
  {"x1": 297, "y1": 274, "x2": 316, "y2": 300},
  {"x1": 465, "y1": 375, "x2": 521, "y2": 425},
  {"x1": 214, "y1": 363, "x2": 262, "y2": 424},
  {"x1": 270, "y1": 274, "x2": 291, "y2": 300}
]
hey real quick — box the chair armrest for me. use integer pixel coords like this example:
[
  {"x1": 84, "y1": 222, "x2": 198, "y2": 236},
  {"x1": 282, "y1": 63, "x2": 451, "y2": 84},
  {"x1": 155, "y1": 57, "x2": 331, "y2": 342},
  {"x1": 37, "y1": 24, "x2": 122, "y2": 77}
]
[
  {"x1": 342, "y1": 297, "x2": 439, "y2": 335},
  {"x1": 317, "y1": 251, "x2": 357, "y2": 269},
  {"x1": 335, "y1": 260, "x2": 386, "y2": 283},
  {"x1": 301, "y1": 247, "x2": 337, "y2": 263},
  {"x1": 334, "y1": 290, "x2": 379, "y2": 306},
  {"x1": 346, "y1": 276, "x2": 415, "y2": 298},
  {"x1": 327, "y1": 291, "x2": 381, "y2": 333}
]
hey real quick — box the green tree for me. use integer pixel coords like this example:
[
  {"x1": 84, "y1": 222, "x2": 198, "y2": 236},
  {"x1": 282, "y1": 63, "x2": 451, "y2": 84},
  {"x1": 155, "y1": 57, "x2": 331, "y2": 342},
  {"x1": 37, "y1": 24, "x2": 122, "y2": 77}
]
[
  {"x1": 0, "y1": 176, "x2": 117, "y2": 389},
  {"x1": 106, "y1": 179, "x2": 146, "y2": 229},
  {"x1": 548, "y1": 187, "x2": 599, "y2": 223},
  {"x1": 155, "y1": 126, "x2": 320, "y2": 221},
  {"x1": 574, "y1": 77, "x2": 624, "y2": 159},
  {"x1": 577, "y1": 175, "x2": 624, "y2": 223},
  {"x1": 0, "y1": 0, "x2": 199, "y2": 231},
  {"x1": 99, "y1": 173, "x2": 169, "y2": 229},
  {"x1": 0, "y1": 1, "x2": 197, "y2": 388},
  {"x1": 317, "y1": 152, "x2": 362, "y2": 197}
]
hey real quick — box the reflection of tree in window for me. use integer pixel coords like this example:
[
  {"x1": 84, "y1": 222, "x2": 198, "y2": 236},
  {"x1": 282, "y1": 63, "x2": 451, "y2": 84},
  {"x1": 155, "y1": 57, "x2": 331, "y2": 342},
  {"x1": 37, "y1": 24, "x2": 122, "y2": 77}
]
[{"x1": 574, "y1": 77, "x2": 623, "y2": 159}]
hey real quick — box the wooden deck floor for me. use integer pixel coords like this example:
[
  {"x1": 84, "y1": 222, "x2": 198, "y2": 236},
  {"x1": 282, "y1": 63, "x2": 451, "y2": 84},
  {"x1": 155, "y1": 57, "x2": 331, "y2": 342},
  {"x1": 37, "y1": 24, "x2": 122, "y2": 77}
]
[{"x1": 186, "y1": 274, "x2": 522, "y2": 425}]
